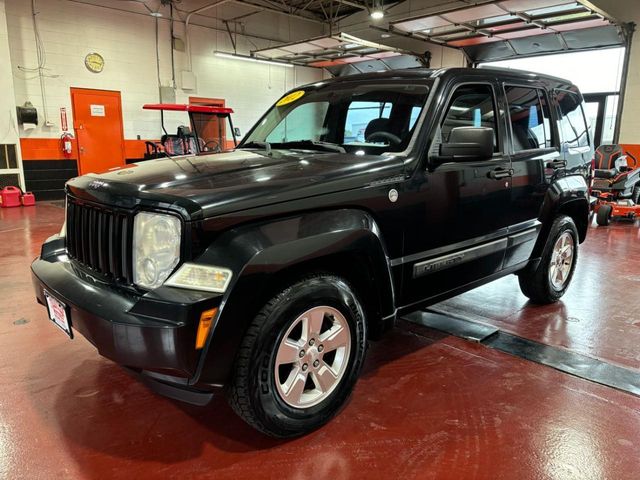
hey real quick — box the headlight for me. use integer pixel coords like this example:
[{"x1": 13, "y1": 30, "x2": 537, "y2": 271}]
[
  {"x1": 165, "y1": 263, "x2": 232, "y2": 293},
  {"x1": 133, "y1": 212, "x2": 181, "y2": 289}
]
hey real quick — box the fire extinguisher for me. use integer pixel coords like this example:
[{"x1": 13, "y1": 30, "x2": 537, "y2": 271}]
[{"x1": 60, "y1": 132, "x2": 74, "y2": 157}]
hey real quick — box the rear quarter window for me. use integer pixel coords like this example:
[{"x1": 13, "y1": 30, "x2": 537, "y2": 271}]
[{"x1": 556, "y1": 90, "x2": 590, "y2": 149}]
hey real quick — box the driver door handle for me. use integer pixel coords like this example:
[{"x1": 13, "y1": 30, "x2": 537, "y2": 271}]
[{"x1": 488, "y1": 167, "x2": 513, "y2": 180}]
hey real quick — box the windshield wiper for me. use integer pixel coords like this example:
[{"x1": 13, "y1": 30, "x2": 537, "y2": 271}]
[
  {"x1": 240, "y1": 141, "x2": 272, "y2": 155},
  {"x1": 278, "y1": 140, "x2": 346, "y2": 154}
]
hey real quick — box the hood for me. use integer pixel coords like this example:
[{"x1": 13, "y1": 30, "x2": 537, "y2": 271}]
[{"x1": 68, "y1": 149, "x2": 404, "y2": 219}]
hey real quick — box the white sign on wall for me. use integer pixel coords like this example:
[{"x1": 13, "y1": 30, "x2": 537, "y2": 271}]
[{"x1": 90, "y1": 104, "x2": 105, "y2": 116}]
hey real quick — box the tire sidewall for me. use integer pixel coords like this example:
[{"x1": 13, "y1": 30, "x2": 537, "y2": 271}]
[
  {"x1": 247, "y1": 276, "x2": 366, "y2": 435},
  {"x1": 597, "y1": 204, "x2": 612, "y2": 226},
  {"x1": 541, "y1": 216, "x2": 579, "y2": 300}
]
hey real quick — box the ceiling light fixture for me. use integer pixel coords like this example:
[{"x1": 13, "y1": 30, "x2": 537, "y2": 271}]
[
  {"x1": 214, "y1": 51, "x2": 294, "y2": 68},
  {"x1": 150, "y1": 11, "x2": 163, "y2": 17},
  {"x1": 370, "y1": 0, "x2": 384, "y2": 20}
]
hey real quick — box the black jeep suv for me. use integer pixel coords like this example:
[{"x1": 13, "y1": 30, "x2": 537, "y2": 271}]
[{"x1": 32, "y1": 68, "x2": 592, "y2": 437}]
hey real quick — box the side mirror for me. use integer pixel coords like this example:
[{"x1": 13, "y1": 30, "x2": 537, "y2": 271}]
[
  {"x1": 439, "y1": 127, "x2": 494, "y2": 162},
  {"x1": 233, "y1": 127, "x2": 241, "y2": 137}
]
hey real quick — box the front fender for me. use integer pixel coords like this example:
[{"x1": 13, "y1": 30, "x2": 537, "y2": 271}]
[
  {"x1": 190, "y1": 208, "x2": 394, "y2": 387},
  {"x1": 533, "y1": 174, "x2": 589, "y2": 258}
]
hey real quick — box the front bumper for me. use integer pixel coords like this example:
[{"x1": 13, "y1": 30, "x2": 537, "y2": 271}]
[{"x1": 31, "y1": 234, "x2": 222, "y2": 381}]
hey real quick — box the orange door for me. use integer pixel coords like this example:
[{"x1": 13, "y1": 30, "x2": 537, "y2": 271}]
[{"x1": 71, "y1": 88, "x2": 126, "y2": 175}]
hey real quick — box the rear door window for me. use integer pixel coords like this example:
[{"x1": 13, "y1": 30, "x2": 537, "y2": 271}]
[{"x1": 504, "y1": 86, "x2": 554, "y2": 151}]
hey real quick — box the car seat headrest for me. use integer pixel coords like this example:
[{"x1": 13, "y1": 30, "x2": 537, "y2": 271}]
[
  {"x1": 177, "y1": 125, "x2": 192, "y2": 137},
  {"x1": 364, "y1": 118, "x2": 392, "y2": 140}
]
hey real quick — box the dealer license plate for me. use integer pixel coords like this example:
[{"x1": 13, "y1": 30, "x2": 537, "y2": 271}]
[{"x1": 44, "y1": 291, "x2": 73, "y2": 339}]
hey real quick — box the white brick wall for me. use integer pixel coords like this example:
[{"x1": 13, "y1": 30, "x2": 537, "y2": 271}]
[
  {"x1": 0, "y1": 0, "x2": 23, "y2": 188},
  {"x1": 619, "y1": 27, "x2": 640, "y2": 144},
  {"x1": 583, "y1": 0, "x2": 640, "y2": 144},
  {"x1": 4, "y1": 0, "x2": 324, "y2": 140},
  {"x1": 0, "y1": 0, "x2": 19, "y2": 144}
]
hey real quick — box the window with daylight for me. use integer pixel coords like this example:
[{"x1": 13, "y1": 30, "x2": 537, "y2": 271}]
[{"x1": 505, "y1": 86, "x2": 553, "y2": 151}]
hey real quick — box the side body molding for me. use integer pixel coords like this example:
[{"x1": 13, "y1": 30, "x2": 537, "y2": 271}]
[{"x1": 190, "y1": 208, "x2": 395, "y2": 387}]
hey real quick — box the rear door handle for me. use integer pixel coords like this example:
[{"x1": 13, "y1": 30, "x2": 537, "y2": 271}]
[
  {"x1": 547, "y1": 159, "x2": 567, "y2": 169},
  {"x1": 488, "y1": 168, "x2": 513, "y2": 180}
]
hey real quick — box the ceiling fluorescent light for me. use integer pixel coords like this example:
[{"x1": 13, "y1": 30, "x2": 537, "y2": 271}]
[
  {"x1": 370, "y1": 10, "x2": 384, "y2": 20},
  {"x1": 214, "y1": 52, "x2": 294, "y2": 68}
]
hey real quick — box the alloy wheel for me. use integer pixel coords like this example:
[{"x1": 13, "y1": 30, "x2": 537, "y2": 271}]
[
  {"x1": 549, "y1": 231, "x2": 574, "y2": 290},
  {"x1": 274, "y1": 306, "x2": 351, "y2": 408}
]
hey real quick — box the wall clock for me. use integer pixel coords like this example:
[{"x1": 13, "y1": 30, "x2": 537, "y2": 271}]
[{"x1": 85, "y1": 53, "x2": 105, "y2": 73}]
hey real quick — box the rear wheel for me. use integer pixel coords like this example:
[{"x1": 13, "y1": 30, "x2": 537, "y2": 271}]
[
  {"x1": 632, "y1": 185, "x2": 640, "y2": 204},
  {"x1": 596, "y1": 204, "x2": 613, "y2": 226},
  {"x1": 518, "y1": 215, "x2": 578, "y2": 304},
  {"x1": 226, "y1": 275, "x2": 367, "y2": 438}
]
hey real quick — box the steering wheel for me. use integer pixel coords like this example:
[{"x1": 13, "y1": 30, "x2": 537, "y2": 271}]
[
  {"x1": 366, "y1": 131, "x2": 402, "y2": 146},
  {"x1": 202, "y1": 140, "x2": 221, "y2": 153}
]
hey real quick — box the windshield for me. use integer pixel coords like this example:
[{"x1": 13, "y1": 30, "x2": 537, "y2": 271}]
[{"x1": 240, "y1": 82, "x2": 431, "y2": 155}]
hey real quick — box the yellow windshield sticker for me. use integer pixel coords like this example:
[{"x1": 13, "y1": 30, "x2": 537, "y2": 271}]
[{"x1": 276, "y1": 90, "x2": 305, "y2": 107}]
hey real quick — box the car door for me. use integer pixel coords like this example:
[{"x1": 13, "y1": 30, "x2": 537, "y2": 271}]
[
  {"x1": 399, "y1": 79, "x2": 513, "y2": 308},
  {"x1": 501, "y1": 84, "x2": 557, "y2": 268}
]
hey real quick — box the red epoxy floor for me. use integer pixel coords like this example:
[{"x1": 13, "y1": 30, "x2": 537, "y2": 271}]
[
  {"x1": 434, "y1": 216, "x2": 640, "y2": 370},
  {"x1": 2, "y1": 204, "x2": 640, "y2": 479}
]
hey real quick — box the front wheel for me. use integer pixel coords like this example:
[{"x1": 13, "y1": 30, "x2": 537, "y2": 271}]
[
  {"x1": 596, "y1": 204, "x2": 613, "y2": 226},
  {"x1": 518, "y1": 215, "x2": 579, "y2": 304},
  {"x1": 226, "y1": 275, "x2": 367, "y2": 437}
]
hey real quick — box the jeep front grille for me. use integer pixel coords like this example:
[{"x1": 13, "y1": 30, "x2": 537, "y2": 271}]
[{"x1": 66, "y1": 196, "x2": 133, "y2": 283}]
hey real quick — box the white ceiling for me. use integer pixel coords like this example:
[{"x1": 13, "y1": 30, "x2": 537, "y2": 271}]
[{"x1": 66, "y1": 0, "x2": 627, "y2": 64}]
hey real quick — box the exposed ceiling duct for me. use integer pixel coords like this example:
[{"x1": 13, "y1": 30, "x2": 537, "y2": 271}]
[{"x1": 251, "y1": 32, "x2": 428, "y2": 75}]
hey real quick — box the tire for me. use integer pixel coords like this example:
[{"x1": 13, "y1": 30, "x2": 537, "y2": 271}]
[
  {"x1": 632, "y1": 185, "x2": 640, "y2": 205},
  {"x1": 226, "y1": 274, "x2": 367, "y2": 438},
  {"x1": 518, "y1": 215, "x2": 579, "y2": 304},
  {"x1": 596, "y1": 204, "x2": 612, "y2": 226}
]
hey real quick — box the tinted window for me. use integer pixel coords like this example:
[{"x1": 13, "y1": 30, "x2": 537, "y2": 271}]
[
  {"x1": 409, "y1": 105, "x2": 422, "y2": 130},
  {"x1": 557, "y1": 90, "x2": 589, "y2": 148},
  {"x1": 344, "y1": 102, "x2": 391, "y2": 143},
  {"x1": 441, "y1": 84, "x2": 498, "y2": 150},
  {"x1": 505, "y1": 86, "x2": 553, "y2": 151}
]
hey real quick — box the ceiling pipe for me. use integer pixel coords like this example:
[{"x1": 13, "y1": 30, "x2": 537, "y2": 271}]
[
  {"x1": 232, "y1": 0, "x2": 326, "y2": 25},
  {"x1": 185, "y1": 0, "x2": 234, "y2": 71},
  {"x1": 335, "y1": 0, "x2": 368, "y2": 11},
  {"x1": 184, "y1": 0, "x2": 327, "y2": 71}
]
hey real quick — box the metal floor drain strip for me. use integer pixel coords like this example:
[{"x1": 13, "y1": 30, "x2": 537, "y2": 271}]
[
  {"x1": 404, "y1": 310, "x2": 640, "y2": 397},
  {"x1": 404, "y1": 311, "x2": 498, "y2": 343}
]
